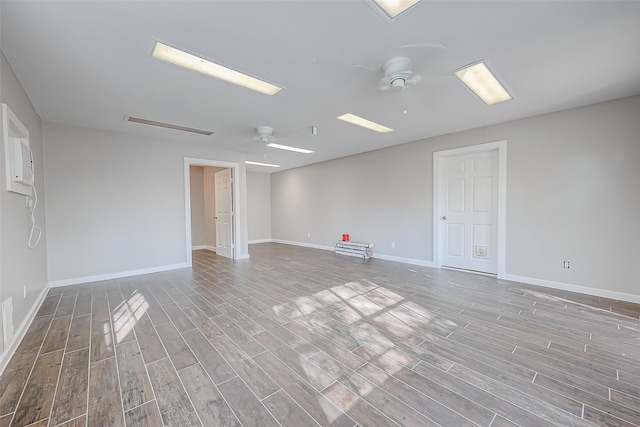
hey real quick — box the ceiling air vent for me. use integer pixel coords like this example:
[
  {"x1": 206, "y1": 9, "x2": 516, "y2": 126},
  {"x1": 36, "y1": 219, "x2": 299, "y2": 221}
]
[{"x1": 124, "y1": 115, "x2": 213, "y2": 136}]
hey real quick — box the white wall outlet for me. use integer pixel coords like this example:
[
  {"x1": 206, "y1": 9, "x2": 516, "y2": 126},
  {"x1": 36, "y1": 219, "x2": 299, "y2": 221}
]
[
  {"x1": 307, "y1": 233, "x2": 311, "y2": 238},
  {"x1": 391, "y1": 241, "x2": 395, "y2": 248},
  {"x1": 23, "y1": 285, "x2": 27, "y2": 298}
]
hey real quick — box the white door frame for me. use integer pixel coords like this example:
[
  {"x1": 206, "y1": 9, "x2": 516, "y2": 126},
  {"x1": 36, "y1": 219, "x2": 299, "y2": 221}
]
[
  {"x1": 184, "y1": 157, "x2": 240, "y2": 266},
  {"x1": 433, "y1": 141, "x2": 507, "y2": 277}
]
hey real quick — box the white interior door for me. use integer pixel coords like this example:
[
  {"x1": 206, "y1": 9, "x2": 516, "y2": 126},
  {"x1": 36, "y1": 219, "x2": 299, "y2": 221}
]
[
  {"x1": 439, "y1": 150, "x2": 498, "y2": 273},
  {"x1": 214, "y1": 168, "x2": 233, "y2": 259}
]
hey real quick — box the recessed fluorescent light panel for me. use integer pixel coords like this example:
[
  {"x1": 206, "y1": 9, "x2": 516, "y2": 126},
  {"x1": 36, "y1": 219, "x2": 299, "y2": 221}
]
[
  {"x1": 245, "y1": 161, "x2": 281, "y2": 168},
  {"x1": 266, "y1": 143, "x2": 314, "y2": 154},
  {"x1": 151, "y1": 41, "x2": 283, "y2": 96},
  {"x1": 372, "y1": 0, "x2": 421, "y2": 19},
  {"x1": 124, "y1": 115, "x2": 213, "y2": 135},
  {"x1": 337, "y1": 113, "x2": 394, "y2": 133},
  {"x1": 454, "y1": 62, "x2": 513, "y2": 106}
]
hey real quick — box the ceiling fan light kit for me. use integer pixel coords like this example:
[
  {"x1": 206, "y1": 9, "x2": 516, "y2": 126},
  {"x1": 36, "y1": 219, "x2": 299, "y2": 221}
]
[
  {"x1": 380, "y1": 57, "x2": 420, "y2": 91},
  {"x1": 390, "y1": 78, "x2": 405, "y2": 89},
  {"x1": 255, "y1": 125, "x2": 276, "y2": 143}
]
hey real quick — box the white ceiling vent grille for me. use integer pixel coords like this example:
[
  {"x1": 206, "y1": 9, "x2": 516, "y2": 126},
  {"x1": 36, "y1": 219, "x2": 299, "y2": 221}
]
[{"x1": 124, "y1": 115, "x2": 214, "y2": 136}]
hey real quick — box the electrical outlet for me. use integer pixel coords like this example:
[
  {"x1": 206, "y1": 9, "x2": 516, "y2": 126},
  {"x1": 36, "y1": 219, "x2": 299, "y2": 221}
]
[
  {"x1": 563, "y1": 261, "x2": 571, "y2": 269},
  {"x1": 307, "y1": 233, "x2": 311, "y2": 238},
  {"x1": 391, "y1": 241, "x2": 395, "y2": 248},
  {"x1": 23, "y1": 285, "x2": 27, "y2": 298}
]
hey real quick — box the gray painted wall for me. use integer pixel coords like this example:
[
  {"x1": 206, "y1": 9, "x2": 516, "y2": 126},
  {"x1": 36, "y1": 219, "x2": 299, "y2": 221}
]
[
  {"x1": 247, "y1": 172, "x2": 271, "y2": 242},
  {"x1": 271, "y1": 95, "x2": 640, "y2": 299},
  {"x1": 0, "y1": 52, "x2": 48, "y2": 359},
  {"x1": 189, "y1": 166, "x2": 205, "y2": 247},
  {"x1": 43, "y1": 123, "x2": 249, "y2": 283}
]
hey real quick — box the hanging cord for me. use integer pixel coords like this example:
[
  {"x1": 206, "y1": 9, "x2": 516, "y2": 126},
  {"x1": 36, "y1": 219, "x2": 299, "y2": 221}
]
[{"x1": 27, "y1": 184, "x2": 42, "y2": 249}]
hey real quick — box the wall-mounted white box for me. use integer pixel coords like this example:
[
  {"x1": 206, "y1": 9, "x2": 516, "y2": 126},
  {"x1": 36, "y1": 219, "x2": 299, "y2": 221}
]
[{"x1": 2, "y1": 103, "x2": 32, "y2": 196}]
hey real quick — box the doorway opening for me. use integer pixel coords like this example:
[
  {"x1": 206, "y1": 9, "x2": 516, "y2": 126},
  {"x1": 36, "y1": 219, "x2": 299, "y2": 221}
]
[
  {"x1": 184, "y1": 158, "x2": 240, "y2": 266},
  {"x1": 433, "y1": 141, "x2": 507, "y2": 277}
]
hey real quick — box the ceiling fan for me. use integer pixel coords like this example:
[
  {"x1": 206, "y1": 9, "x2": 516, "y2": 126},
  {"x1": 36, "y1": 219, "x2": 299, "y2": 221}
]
[
  {"x1": 254, "y1": 125, "x2": 276, "y2": 143},
  {"x1": 348, "y1": 44, "x2": 450, "y2": 99},
  {"x1": 379, "y1": 57, "x2": 421, "y2": 91}
]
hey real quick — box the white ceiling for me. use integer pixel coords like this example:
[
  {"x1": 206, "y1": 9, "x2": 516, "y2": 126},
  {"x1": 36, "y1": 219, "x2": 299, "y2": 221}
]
[{"x1": 2, "y1": 1, "x2": 640, "y2": 172}]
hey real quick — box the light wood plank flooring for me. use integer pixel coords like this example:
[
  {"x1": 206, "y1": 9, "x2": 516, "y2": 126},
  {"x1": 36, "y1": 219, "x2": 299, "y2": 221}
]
[{"x1": 1, "y1": 243, "x2": 639, "y2": 426}]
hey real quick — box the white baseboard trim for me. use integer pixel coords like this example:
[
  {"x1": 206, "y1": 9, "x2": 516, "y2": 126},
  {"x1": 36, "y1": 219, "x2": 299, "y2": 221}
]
[
  {"x1": 373, "y1": 253, "x2": 436, "y2": 268},
  {"x1": 236, "y1": 254, "x2": 251, "y2": 260},
  {"x1": 192, "y1": 245, "x2": 216, "y2": 252},
  {"x1": 221, "y1": 239, "x2": 640, "y2": 304},
  {"x1": 0, "y1": 284, "x2": 49, "y2": 376},
  {"x1": 272, "y1": 239, "x2": 334, "y2": 252},
  {"x1": 48, "y1": 263, "x2": 190, "y2": 288},
  {"x1": 249, "y1": 239, "x2": 273, "y2": 244},
  {"x1": 501, "y1": 273, "x2": 640, "y2": 305},
  {"x1": 272, "y1": 240, "x2": 435, "y2": 267}
]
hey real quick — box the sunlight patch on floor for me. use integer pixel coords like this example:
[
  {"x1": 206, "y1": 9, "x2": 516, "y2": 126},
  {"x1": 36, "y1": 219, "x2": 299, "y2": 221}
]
[{"x1": 111, "y1": 290, "x2": 149, "y2": 343}]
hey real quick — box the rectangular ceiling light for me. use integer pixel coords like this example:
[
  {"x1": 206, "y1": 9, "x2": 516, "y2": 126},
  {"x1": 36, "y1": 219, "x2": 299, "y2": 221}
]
[
  {"x1": 454, "y1": 62, "x2": 513, "y2": 106},
  {"x1": 245, "y1": 161, "x2": 281, "y2": 168},
  {"x1": 151, "y1": 41, "x2": 283, "y2": 96},
  {"x1": 372, "y1": 0, "x2": 421, "y2": 18},
  {"x1": 266, "y1": 143, "x2": 314, "y2": 154},
  {"x1": 125, "y1": 115, "x2": 213, "y2": 135},
  {"x1": 337, "y1": 113, "x2": 394, "y2": 133}
]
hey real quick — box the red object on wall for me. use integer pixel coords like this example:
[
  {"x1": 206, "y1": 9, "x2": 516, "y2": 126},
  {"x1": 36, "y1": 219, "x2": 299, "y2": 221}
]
[{"x1": 342, "y1": 234, "x2": 350, "y2": 241}]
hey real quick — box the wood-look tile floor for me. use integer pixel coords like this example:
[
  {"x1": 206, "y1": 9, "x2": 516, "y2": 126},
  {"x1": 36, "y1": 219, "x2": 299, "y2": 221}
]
[{"x1": 2, "y1": 243, "x2": 640, "y2": 427}]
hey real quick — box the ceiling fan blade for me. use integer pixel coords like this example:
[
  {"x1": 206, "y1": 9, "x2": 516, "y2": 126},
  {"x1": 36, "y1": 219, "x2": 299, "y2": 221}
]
[
  {"x1": 406, "y1": 74, "x2": 421, "y2": 85},
  {"x1": 398, "y1": 44, "x2": 451, "y2": 77},
  {"x1": 378, "y1": 76, "x2": 392, "y2": 91}
]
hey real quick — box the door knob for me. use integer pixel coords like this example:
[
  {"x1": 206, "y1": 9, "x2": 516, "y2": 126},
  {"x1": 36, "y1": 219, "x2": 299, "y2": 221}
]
[{"x1": 441, "y1": 216, "x2": 447, "y2": 220}]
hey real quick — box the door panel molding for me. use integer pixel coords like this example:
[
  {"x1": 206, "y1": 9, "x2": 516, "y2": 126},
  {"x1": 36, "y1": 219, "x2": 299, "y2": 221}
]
[{"x1": 433, "y1": 141, "x2": 507, "y2": 277}]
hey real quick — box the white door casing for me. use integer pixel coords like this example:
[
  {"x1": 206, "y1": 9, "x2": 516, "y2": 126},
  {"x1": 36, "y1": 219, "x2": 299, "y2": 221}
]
[
  {"x1": 214, "y1": 168, "x2": 233, "y2": 259},
  {"x1": 184, "y1": 158, "x2": 241, "y2": 266},
  {"x1": 433, "y1": 141, "x2": 507, "y2": 276}
]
